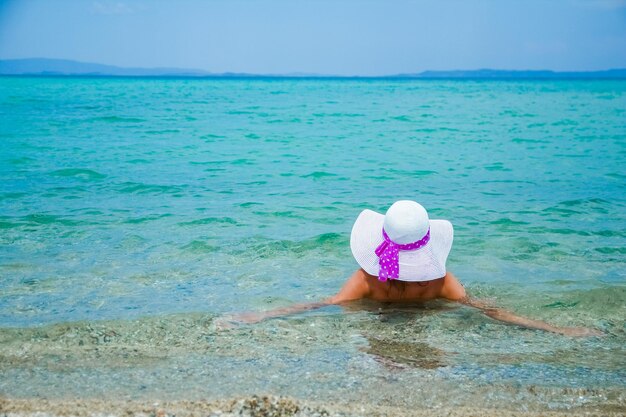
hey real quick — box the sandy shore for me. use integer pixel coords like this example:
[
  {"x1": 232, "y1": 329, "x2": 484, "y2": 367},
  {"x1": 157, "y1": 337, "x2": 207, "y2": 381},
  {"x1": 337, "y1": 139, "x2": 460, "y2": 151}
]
[{"x1": 1, "y1": 395, "x2": 623, "y2": 417}]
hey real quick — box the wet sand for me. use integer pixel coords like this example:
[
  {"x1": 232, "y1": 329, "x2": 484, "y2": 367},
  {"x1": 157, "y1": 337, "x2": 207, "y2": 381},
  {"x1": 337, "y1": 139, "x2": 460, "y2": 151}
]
[{"x1": 1, "y1": 396, "x2": 624, "y2": 417}]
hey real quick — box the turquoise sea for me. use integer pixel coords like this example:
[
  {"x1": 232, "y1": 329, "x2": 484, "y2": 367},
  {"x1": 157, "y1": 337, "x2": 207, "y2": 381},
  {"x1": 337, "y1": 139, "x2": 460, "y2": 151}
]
[{"x1": 0, "y1": 77, "x2": 625, "y2": 411}]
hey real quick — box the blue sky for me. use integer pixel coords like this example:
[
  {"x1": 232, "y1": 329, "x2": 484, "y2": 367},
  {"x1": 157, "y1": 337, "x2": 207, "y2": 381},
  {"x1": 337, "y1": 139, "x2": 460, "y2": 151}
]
[{"x1": 0, "y1": 0, "x2": 625, "y2": 75}]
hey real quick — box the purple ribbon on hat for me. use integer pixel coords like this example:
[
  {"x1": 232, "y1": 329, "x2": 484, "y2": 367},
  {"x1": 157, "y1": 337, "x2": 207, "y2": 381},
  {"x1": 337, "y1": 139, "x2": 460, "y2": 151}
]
[{"x1": 374, "y1": 228, "x2": 430, "y2": 281}]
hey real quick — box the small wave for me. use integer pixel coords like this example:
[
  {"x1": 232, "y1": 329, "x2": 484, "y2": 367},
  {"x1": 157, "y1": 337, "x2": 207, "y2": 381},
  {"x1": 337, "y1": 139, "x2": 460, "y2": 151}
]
[
  {"x1": 385, "y1": 168, "x2": 437, "y2": 177},
  {"x1": 73, "y1": 104, "x2": 107, "y2": 110},
  {"x1": 0, "y1": 220, "x2": 19, "y2": 229},
  {"x1": 594, "y1": 247, "x2": 626, "y2": 255},
  {"x1": 527, "y1": 227, "x2": 589, "y2": 236},
  {"x1": 484, "y1": 162, "x2": 512, "y2": 172},
  {"x1": 500, "y1": 238, "x2": 544, "y2": 259},
  {"x1": 0, "y1": 192, "x2": 27, "y2": 201},
  {"x1": 243, "y1": 232, "x2": 346, "y2": 258},
  {"x1": 593, "y1": 229, "x2": 626, "y2": 237},
  {"x1": 527, "y1": 227, "x2": 626, "y2": 238},
  {"x1": 189, "y1": 160, "x2": 227, "y2": 166},
  {"x1": 178, "y1": 217, "x2": 238, "y2": 226},
  {"x1": 123, "y1": 214, "x2": 173, "y2": 224},
  {"x1": 499, "y1": 110, "x2": 537, "y2": 118},
  {"x1": 252, "y1": 210, "x2": 304, "y2": 219},
  {"x1": 91, "y1": 116, "x2": 145, "y2": 123},
  {"x1": 553, "y1": 153, "x2": 589, "y2": 158},
  {"x1": 390, "y1": 115, "x2": 412, "y2": 122},
  {"x1": 1, "y1": 214, "x2": 85, "y2": 227},
  {"x1": 558, "y1": 198, "x2": 611, "y2": 207},
  {"x1": 115, "y1": 182, "x2": 185, "y2": 195},
  {"x1": 9, "y1": 157, "x2": 35, "y2": 165},
  {"x1": 313, "y1": 112, "x2": 364, "y2": 118},
  {"x1": 239, "y1": 202, "x2": 263, "y2": 208},
  {"x1": 605, "y1": 173, "x2": 626, "y2": 180},
  {"x1": 541, "y1": 198, "x2": 612, "y2": 217},
  {"x1": 24, "y1": 213, "x2": 83, "y2": 226},
  {"x1": 301, "y1": 171, "x2": 337, "y2": 179},
  {"x1": 489, "y1": 218, "x2": 530, "y2": 226},
  {"x1": 144, "y1": 129, "x2": 180, "y2": 135},
  {"x1": 551, "y1": 119, "x2": 578, "y2": 126},
  {"x1": 512, "y1": 138, "x2": 549, "y2": 144},
  {"x1": 363, "y1": 175, "x2": 394, "y2": 180},
  {"x1": 50, "y1": 169, "x2": 106, "y2": 181},
  {"x1": 540, "y1": 207, "x2": 580, "y2": 217},
  {"x1": 226, "y1": 110, "x2": 253, "y2": 115},
  {"x1": 181, "y1": 240, "x2": 219, "y2": 253},
  {"x1": 200, "y1": 134, "x2": 226, "y2": 140},
  {"x1": 239, "y1": 180, "x2": 267, "y2": 186},
  {"x1": 231, "y1": 159, "x2": 255, "y2": 166}
]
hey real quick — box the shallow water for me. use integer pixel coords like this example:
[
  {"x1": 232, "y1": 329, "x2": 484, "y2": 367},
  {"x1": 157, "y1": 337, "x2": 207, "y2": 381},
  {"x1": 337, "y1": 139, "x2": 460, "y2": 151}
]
[{"x1": 0, "y1": 77, "x2": 625, "y2": 411}]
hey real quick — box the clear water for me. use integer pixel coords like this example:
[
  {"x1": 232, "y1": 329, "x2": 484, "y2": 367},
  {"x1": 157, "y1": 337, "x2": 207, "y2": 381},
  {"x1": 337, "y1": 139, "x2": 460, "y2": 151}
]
[{"x1": 0, "y1": 77, "x2": 624, "y2": 411}]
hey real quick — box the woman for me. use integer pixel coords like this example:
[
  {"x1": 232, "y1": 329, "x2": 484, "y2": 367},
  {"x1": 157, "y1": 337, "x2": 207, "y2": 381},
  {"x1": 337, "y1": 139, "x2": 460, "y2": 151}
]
[{"x1": 223, "y1": 201, "x2": 601, "y2": 337}]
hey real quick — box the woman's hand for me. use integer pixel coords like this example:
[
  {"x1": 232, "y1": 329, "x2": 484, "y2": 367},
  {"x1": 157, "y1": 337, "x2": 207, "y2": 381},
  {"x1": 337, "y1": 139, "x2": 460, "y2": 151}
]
[
  {"x1": 214, "y1": 312, "x2": 268, "y2": 330},
  {"x1": 228, "y1": 311, "x2": 268, "y2": 324},
  {"x1": 554, "y1": 326, "x2": 604, "y2": 337}
]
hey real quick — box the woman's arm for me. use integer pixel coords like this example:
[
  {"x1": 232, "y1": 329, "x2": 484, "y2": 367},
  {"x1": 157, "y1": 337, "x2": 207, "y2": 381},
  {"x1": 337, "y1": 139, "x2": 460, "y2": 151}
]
[
  {"x1": 220, "y1": 301, "x2": 331, "y2": 325},
  {"x1": 459, "y1": 296, "x2": 561, "y2": 333},
  {"x1": 440, "y1": 272, "x2": 601, "y2": 336},
  {"x1": 459, "y1": 297, "x2": 602, "y2": 336},
  {"x1": 218, "y1": 269, "x2": 371, "y2": 325}
]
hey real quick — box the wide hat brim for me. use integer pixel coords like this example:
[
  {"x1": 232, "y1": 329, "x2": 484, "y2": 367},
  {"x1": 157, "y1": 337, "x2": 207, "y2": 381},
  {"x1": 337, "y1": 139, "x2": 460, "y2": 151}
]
[{"x1": 350, "y1": 209, "x2": 453, "y2": 282}]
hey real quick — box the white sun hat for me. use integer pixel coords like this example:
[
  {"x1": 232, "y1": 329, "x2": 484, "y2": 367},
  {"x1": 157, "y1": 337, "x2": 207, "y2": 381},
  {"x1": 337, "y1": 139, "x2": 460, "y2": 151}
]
[{"x1": 350, "y1": 200, "x2": 453, "y2": 282}]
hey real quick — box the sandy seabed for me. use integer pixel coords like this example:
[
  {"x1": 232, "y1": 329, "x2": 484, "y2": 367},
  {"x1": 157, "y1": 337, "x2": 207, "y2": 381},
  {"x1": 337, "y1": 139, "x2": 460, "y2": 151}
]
[{"x1": 1, "y1": 396, "x2": 624, "y2": 417}]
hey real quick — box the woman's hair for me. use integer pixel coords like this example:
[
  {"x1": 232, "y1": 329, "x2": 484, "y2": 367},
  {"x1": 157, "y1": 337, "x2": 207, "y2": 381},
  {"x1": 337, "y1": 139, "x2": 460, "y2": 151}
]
[
  {"x1": 386, "y1": 279, "x2": 429, "y2": 296},
  {"x1": 388, "y1": 279, "x2": 406, "y2": 295}
]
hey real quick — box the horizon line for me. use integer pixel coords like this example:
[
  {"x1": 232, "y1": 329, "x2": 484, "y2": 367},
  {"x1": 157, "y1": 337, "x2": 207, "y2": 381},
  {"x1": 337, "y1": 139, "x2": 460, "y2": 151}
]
[{"x1": 1, "y1": 57, "x2": 626, "y2": 78}]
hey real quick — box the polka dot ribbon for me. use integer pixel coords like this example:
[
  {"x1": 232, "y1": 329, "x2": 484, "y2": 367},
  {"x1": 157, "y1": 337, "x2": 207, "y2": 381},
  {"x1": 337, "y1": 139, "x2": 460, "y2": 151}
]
[{"x1": 374, "y1": 228, "x2": 431, "y2": 281}]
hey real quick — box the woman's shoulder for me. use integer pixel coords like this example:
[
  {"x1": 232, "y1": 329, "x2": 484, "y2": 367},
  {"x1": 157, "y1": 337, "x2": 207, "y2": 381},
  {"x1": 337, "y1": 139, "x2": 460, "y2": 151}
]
[
  {"x1": 438, "y1": 271, "x2": 466, "y2": 301},
  {"x1": 328, "y1": 269, "x2": 373, "y2": 304}
]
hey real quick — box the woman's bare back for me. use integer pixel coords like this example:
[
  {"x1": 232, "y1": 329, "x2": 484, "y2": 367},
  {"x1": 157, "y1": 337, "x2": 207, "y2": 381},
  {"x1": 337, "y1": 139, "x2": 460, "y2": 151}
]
[{"x1": 366, "y1": 276, "x2": 443, "y2": 302}]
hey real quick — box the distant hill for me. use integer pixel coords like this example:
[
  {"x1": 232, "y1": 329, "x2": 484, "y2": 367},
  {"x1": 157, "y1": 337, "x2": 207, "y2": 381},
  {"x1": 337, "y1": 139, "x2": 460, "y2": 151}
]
[
  {"x1": 398, "y1": 68, "x2": 626, "y2": 79},
  {"x1": 1, "y1": 58, "x2": 625, "y2": 79},
  {"x1": 0, "y1": 58, "x2": 213, "y2": 77}
]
